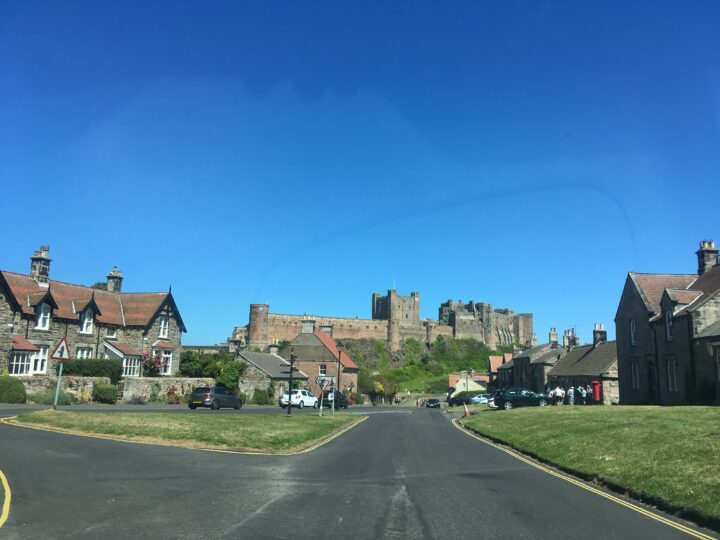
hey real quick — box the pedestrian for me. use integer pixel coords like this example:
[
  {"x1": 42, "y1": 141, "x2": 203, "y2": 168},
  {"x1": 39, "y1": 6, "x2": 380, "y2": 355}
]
[
  {"x1": 580, "y1": 386, "x2": 587, "y2": 405},
  {"x1": 556, "y1": 386, "x2": 565, "y2": 405},
  {"x1": 586, "y1": 384, "x2": 593, "y2": 404},
  {"x1": 568, "y1": 386, "x2": 575, "y2": 405}
]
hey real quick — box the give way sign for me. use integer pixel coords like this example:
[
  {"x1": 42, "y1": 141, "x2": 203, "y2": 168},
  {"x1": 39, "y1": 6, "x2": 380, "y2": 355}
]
[{"x1": 50, "y1": 337, "x2": 71, "y2": 362}]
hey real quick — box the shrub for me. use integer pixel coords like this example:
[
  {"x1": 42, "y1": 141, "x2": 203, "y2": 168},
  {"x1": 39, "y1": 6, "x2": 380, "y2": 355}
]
[
  {"x1": 216, "y1": 360, "x2": 246, "y2": 390},
  {"x1": 251, "y1": 388, "x2": 273, "y2": 405},
  {"x1": 28, "y1": 389, "x2": 74, "y2": 405},
  {"x1": 59, "y1": 359, "x2": 123, "y2": 384},
  {"x1": 0, "y1": 374, "x2": 27, "y2": 403},
  {"x1": 92, "y1": 384, "x2": 118, "y2": 404}
]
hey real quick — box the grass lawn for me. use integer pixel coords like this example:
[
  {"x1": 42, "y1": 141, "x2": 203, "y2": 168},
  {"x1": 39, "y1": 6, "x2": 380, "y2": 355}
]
[
  {"x1": 16, "y1": 410, "x2": 363, "y2": 453},
  {"x1": 462, "y1": 406, "x2": 720, "y2": 526}
]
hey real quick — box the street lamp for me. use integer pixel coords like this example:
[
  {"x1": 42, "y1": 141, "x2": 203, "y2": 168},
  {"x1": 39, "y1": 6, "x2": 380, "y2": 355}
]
[{"x1": 333, "y1": 343, "x2": 342, "y2": 416}]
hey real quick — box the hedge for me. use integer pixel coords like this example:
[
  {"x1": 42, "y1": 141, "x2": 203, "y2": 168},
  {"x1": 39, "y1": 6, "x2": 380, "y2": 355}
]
[
  {"x1": 92, "y1": 384, "x2": 118, "y2": 404},
  {"x1": 0, "y1": 374, "x2": 27, "y2": 403},
  {"x1": 58, "y1": 359, "x2": 123, "y2": 384}
]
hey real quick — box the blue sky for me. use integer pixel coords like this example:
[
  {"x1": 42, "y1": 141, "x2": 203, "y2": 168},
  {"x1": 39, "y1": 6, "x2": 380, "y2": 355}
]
[{"x1": 2, "y1": 1, "x2": 719, "y2": 345}]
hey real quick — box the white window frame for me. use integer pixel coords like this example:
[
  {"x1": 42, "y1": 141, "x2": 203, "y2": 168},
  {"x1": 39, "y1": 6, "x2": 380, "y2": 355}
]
[
  {"x1": 106, "y1": 326, "x2": 117, "y2": 339},
  {"x1": 76, "y1": 347, "x2": 93, "y2": 359},
  {"x1": 665, "y1": 311, "x2": 673, "y2": 341},
  {"x1": 80, "y1": 310, "x2": 94, "y2": 334},
  {"x1": 160, "y1": 350, "x2": 172, "y2": 375},
  {"x1": 319, "y1": 364, "x2": 327, "y2": 376},
  {"x1": 158, "y1": 315, "x2": 169, "y2": 339},
  {"x1": 123, "y1": 356, "x2": 141, "y2": 377},
  {"x1": 9, "y1": 351, "x2": 32, "y2": 375},
  {"x1": 31, "y1": 345, "x2": 49, "y2": 374},
  {"x1": 36, "y1": 303, "x2": 50, "y2": 330},
  {"x1": 630, "y1": 318, "x2": 636, "y2": 346}
]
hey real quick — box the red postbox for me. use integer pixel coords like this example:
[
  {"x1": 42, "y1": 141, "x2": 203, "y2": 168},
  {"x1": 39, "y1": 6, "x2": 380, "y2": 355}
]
[{"x1": 592, "y1": 380, "x2": 601, "y2": 403}]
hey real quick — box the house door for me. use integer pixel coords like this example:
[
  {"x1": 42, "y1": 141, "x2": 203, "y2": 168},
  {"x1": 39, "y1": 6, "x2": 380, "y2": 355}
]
[{"x1": 647, "y1": 361, "x2": 658, "y2": 404}]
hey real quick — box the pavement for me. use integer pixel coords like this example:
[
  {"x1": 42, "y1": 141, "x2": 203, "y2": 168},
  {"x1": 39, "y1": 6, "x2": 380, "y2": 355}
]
[{"x1": 0, "y1": 406, "x2": 716, "y2": 539}]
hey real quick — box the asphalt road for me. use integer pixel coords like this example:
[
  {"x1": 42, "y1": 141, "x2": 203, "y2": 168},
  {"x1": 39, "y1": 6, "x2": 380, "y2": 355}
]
[{"x1": 0, "y1": 408, "x2": 715, "y2": 539}]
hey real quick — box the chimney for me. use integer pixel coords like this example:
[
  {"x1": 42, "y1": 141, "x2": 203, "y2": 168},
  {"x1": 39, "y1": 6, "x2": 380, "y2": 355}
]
[
  {"x1": 696, "y1": 240, "x2": 719, "y2": 276},
  {"x1": 549, "y1": 327, "x2": 558, "y2": 348},
  {"x1": 106, "y1": 267, "x2": 123, "y2": 292},
  {"x1": 301, "y1": 320, "x2": 316, "y2": 334},
  {"x1": 30, "y1": 245, "x2": 51, "y2": 286},
  {"x1": 593, "y1": 323, "x2": 607, "y2": 346},
  {"x1": 563, "y1": 328, "x2": 579, "y2": 349}
]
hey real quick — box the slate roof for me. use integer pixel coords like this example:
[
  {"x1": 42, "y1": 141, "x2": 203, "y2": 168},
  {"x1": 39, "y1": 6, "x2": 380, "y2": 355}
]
[
  {"x1": 695, "y1": 320, "x2": 720, "y2": 339},
  {"x1": 0, "y1": 271, "x2": 186, "y2": 332},
  {"x1": 512, "y1": 343, "x2": 550, "y2": 362},
  {"x1": 548, "y1": 341, "x2": 617, "y2": 378},
  {"x1": 239, "y1": 351, "x2": 309, "y2": 380},
  {"x1": 530, "y1": 347, "x2": 566, "y2": 366},
  {"x1": 313, "y1": 331, "x2": 359, "y2": 370},
  {"x1": 497, "y1": 359, "x2": 514, "y2": 370},
  {"x1": 630, "y1": 273, "x2": 696, "y2": 315}
]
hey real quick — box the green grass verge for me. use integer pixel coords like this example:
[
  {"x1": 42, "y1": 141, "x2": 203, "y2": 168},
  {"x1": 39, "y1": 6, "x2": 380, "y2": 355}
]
[
  {"x1": 462, "y1": 406, "x2": 720, "y2": 527},
  {"x1": 17, "y1": 410, "x2": 362, "y2": 453}
]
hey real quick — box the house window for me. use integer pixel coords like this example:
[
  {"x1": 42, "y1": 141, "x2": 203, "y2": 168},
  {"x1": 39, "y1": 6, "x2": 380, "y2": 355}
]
[
  {"x1": 123, "y1": 357, "x2": 141, "y2": 377},
  {"x1": 80, "y1": 310, "x2": 94, "y2": 334},
  {"x1": 667, "y1": 358, "x2": 678, "y2": 392},
  {"x1": 9, "y1": 351, "x2": 31, "y2": 375},
  {"x1": 159, "y1": 315, "x2": 169, "y2": 338},
  {"x1": 36, "y1": 303, "x2": 50, "y2": 330},
  {"x1": 665, "y1": 311, "x2": 673, "y2": 341},
  {"x1": 106, "y1": 326, "x2": 117, "y2": 339},
  {"x1": 630, "y1": 319, "x2": 636, "y2": 346},
  {"x1": 76, "y1": 347, "x2": 93, "y2": 359},
  {"x1": 630, "y1": 359, "x2": 640, "y2": 390},
  {"x1": 160, "y1": 350, "x2": 172, "y2": 375},
  {"x1": 32, "y1": 345, "x2": 49, "y2": 374},
  {"x1": 319, "y1": 364, "x2": 327, "y2": 376}
]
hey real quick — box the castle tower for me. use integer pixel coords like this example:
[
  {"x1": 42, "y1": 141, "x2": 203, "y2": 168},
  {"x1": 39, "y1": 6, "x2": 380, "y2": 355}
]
[
  {"x1": 30, "y1": 245, "x2": 51, "y2": 285},
  {"x1": 696, "y1": 240, "x2": 719, "y2": 276},
  {"x1": 247, "y1": 304, "x2": 270, "y2": 350},
  {"x1": 387, "y1": 290, "x2": 400, "y2": 352},
  {"x1": 106, "y1": 267, "x2": 123, "y2": 292}
]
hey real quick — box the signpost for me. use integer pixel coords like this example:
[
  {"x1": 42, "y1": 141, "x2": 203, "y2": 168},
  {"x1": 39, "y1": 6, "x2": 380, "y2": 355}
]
[
  {"x1": 315, "y1": 376, "x2": 333, "y2": 416},
  {"x1": 50, "y1": 337, "x2": 70, "y2": 410},
  {"x1": 280, "y1": 349, "x2": 300, "y2": 416}
]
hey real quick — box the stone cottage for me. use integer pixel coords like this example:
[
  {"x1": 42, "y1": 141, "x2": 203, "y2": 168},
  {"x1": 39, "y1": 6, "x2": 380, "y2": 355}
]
[
  {"x1": 236, "y1": 350, "x2": 309, "y2": 400},
  {"x1": 615, "y1": 240, "x2": 720, "y2": 405},
  {"x1": 547, "y1": 325, "x2": 619, "y2": 405},
  {"x1": 279, "y1": 322, "x2": 359, "y2": 396},
  {"x1": 0, "y1": 246, "x2": 186, "y2": 381},
  {"x1": 510, "y1": 328, "x2": 567, "y2": 393}
]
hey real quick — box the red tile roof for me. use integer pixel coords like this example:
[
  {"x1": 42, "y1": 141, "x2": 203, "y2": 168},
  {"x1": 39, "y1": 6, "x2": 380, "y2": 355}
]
[
  {"x1": 0, "y1": 271, "x2": 185, "y2": 331},
  {"x1": 448, "y1": 373, "x2": 488, "y2": 388},
  {"x1": 106, "y1": 341, "x2": 142, "y2": 356},
  {"x1": 313, "y1": 331, "x2": 359, "y2": 369},
  {"x1": 503, "y1": 353, "x2": 513, "y2": 362},
  {"x1": 153, "y1": 340, "x2": 177, "y2": 350},
  {"x1": 488, "y1": 355, "x2": 504, "y2": 373},
  {"x1": 12, "y1": 335, "x2": 40, "y2": 351},
  {"x1": 630, "y1": 273, "x2": 696, "y2": 315}
]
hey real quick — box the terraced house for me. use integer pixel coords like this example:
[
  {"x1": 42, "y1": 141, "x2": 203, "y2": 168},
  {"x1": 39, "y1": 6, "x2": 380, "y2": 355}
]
[
  {"x1": 0, "y1": 246, "x2": 186, "y2": 379},
  {"x1": 615, "y1": 240, "x2": 720, "y2": 405}
]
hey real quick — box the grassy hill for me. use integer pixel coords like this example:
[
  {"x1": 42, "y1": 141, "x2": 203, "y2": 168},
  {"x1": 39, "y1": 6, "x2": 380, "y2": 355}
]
[{"x1": 338, "y1": 336, "x2": 512, "y2": 395}]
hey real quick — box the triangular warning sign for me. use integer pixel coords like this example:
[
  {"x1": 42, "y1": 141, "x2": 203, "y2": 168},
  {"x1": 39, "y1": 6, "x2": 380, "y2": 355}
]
[{"x1": 50, "y1": 337, "x2": 71, "y2": 361}]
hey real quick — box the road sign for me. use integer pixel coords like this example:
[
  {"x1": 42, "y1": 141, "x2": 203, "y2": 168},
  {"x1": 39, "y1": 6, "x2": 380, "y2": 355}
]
[
  {"x1": 315, "y1": 376, "x2": 333, "y2": 390},
  {"x1": 50, "y1": 337, "x2": 70, "y2": 362}
]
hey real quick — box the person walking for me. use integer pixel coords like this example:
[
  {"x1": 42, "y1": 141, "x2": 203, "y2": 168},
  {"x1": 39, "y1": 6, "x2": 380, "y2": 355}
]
[
  {"x1": 568, "y1": 386, "x2": 575, "y2": 405},
  {"x1": 580, "y1": 385, "x2": 587, "y2": 405}
]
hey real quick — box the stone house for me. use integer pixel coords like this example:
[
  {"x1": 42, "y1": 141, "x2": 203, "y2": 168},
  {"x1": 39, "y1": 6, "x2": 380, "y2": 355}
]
[
  {"x1": 279, "y1": 323, "x2": 359, "y2": 396},
  {"x1": 547, "y1": 327, "x2": 619, "y2": 405},
  {"x1": 509, "y1": 329, "x2": 567, "y2": 393},
  {"x1": 496, "y1": 358, "x2": 514, "y2": 388},
  {"x1": 615, "y1": 240, "x2": 720, "y2": 405},
  {"x1": 236, "y1": 350, "x2": 309, "y2": 400},
  {"x1": 0, "y1": 246, "x2": 186, "y2": 381}
]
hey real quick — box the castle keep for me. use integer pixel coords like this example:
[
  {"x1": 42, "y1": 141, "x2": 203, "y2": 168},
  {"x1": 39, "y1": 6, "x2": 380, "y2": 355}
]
[{"x1": 232, "y1": 290, "x2": 533, "y2": 352}]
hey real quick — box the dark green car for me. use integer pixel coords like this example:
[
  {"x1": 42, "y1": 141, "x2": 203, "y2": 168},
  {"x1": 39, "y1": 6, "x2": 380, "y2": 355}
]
[{"x1": 492, "y1": 388, "x2": 549, "y2": 410}]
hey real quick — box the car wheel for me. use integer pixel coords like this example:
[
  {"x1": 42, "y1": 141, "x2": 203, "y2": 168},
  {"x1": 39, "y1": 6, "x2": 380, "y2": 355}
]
[
  {"x1": 297, "y1": 400, "x2": 304, "y2": 409},
  {"x1": 538, "y1": 399, "x2": 548, "y2": 407},
  {"x1": 503, "y1": 401, "x2": 513, "y2": 410},
  {"x1": 234, "y1": 401, "x2": 240, "y2": 410},
  {"x1": 188, "y1": 404, "x2": 196, "y2": 410},
  {"x1": 313, "y1": 401, "x2": 318, "y2": 408},
  {"x1": 211, "y1": 400, "x2": 220, "y2": 410}
]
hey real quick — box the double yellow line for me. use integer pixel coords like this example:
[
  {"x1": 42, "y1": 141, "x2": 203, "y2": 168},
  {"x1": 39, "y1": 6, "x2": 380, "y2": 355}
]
[
  {"x1": 0, "y1": 469, "x2": 10, "y2": 529},
  {"x1": 452, "y1": 419, "x2": 715, "y2": 540}
]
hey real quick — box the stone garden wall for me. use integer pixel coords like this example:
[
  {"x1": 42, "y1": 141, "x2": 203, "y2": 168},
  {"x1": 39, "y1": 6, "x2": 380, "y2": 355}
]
[
  {"x1": 121, "y1": 377, "x2": 214, "y2": 403},
  {"x1": 19, "y1": 375, "x2": 110, "y2": 402}
]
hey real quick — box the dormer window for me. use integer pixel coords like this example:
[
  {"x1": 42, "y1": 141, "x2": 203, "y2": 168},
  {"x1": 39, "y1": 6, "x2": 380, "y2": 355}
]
[
  {"x1": 80, "y1": 310, "x2": 94, "y2": 334},
  {"x1": 665, "y1": 311, "x2": 673, "y2": 341},
  {"x1": 630, "y1": 318, "x2": 636, "y2": 346},
  {"x1": 36, "y1": 303, "x2": 50, "y2": 330},
  {"x1": 159, "y1": 315, "x2": 169, "y2": 338},
  {"x1": 106, "y1": 326, "x2": 117, "y2": 339}
]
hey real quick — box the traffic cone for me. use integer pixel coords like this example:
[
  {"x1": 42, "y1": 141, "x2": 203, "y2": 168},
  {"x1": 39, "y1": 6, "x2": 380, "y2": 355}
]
[{"x1": 464, "y1": 403, "x2": 471, "y2": 417}]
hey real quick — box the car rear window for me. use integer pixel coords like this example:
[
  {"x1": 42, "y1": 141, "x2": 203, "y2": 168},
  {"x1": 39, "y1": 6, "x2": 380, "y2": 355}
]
[{"x1": 194, "y1": 387, "x2": 211, "y2": 393}]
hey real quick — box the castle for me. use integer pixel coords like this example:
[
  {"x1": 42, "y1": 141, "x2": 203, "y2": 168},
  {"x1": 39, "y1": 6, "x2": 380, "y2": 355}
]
[{"x1": 230, "y1": 290, "x2": 533, "y2": 352}]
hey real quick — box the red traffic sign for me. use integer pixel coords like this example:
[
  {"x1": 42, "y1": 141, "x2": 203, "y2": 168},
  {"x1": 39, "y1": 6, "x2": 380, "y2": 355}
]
[
  {"x1": 50, "y1": 337, "x2": 71, "y2": 362},
  {"x1": 315, "y1": 376, "x2": 333, "y2": 390}
]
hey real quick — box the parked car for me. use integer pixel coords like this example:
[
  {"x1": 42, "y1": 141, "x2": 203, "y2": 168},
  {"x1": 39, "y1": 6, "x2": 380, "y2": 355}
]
[
  {"x1": 491, "y1": 388, "x2": 549, "y2": 410},
  {"x1": 469, "y1": 393, "x2": 490, "y2": 405},
  {"x1": 188, "y1": 386, "x2": 243, "y2": 410},
  {"x1": 425, "y1": 398, "x2": 441, "y2": 408},
  {"x1": 447, "y1": 391, "x2": 477, "y2": 407},
  {"x1": 279, "y1": 389, "x2": 319, "y2": 409},
  {"x1": 320, "y1": 388, "x2": 348, "y2": 409}
]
